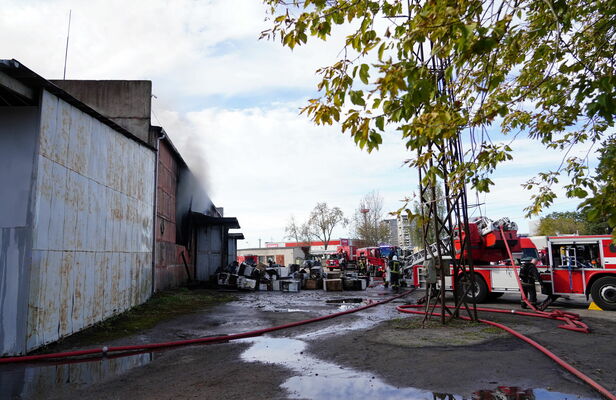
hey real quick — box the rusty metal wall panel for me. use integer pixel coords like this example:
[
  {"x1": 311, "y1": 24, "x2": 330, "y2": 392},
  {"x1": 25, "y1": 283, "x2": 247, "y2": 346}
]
[
  {"x1": 32, "y1": 155, "x2": 53, "y2": 251},
  {"x1": 70, "y1": 252, "x2": 86, "y2": 334},
  {"x1": 47, "y1": 162, "x2": 67, "y2": 251},
  {"x1": 41, "y1": 251, "x2": 62, "y2": 345},
  {"x1": 24, "y1": 90, "x2": 155, "y2": 353},
  {"x1": 58, "y1": 251, "x2": 74, "y2": 336},
  {"x1": 26, "y1": 250, "x2": 44, "y2": 350},
  {"x1": 93, "y1": 252, "x2": 104, "y2": 322},
  {"x1": 83, "y1": 252, "x2": 95, "y2": 329},
  {"x1": 155, "y1": 140, "x2": 186, "y2": 291},
  {"x1": 38, "y1": 91, "x2": 57, "y2": 161},
  {"x1": 63, "y1": 170, "x2": 78, "y2": 251}
]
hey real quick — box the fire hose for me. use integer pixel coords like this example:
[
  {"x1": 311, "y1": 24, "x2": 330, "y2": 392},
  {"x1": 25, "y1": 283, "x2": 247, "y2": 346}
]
[
  {"x1": 1, "y1": 280, "x2": 613, "y2": 399},
  {"x1": 390, "y1": 227, "x2": 610, "y2": 399},
  {"x1": 0, "y1": 289, "x2": 416, "y2": 365},
  {"x1": 397, "y1": 304, "x2": 616, "y2": 400}
]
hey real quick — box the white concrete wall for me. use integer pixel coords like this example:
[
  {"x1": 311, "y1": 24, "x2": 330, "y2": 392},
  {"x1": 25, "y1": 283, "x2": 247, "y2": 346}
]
[
  {"x1": 237, "y1": 248, "x2": 304, "y2": 266},
  {"x1": 25, "y1": 90, "x2": 155, "y2": 352}
]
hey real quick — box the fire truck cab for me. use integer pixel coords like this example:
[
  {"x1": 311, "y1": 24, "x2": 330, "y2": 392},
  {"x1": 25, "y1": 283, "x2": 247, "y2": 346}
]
[{"x1": 325, "y1": 245, "x2": 358, "y2": 268}]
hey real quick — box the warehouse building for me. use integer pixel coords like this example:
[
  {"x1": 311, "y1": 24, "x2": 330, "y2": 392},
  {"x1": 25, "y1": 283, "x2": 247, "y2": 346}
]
[{"x1": 0, "y1": 59, "x2": 242, "y2": 356}]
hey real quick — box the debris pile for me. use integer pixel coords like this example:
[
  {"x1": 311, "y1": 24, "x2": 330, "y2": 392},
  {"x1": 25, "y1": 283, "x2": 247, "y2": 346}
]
[{"x1": 217, "y1": 259, "x2": 370, "y2": 292}]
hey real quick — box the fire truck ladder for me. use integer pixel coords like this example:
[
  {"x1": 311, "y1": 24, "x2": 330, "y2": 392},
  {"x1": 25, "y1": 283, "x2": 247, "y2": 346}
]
[{"x1": 407, "y1": 238, "x2": 451, "y2": 266}]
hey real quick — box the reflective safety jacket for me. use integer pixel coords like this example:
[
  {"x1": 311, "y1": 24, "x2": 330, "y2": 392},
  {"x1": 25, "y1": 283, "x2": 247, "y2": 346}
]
[{"x1": 390, "y1": 260, "x2": 400, "y2": 274}]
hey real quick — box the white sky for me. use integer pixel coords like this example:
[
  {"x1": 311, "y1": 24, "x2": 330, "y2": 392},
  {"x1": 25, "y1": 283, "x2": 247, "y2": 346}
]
[{"x1": 1, "y1": 0, "x2": 597, "y2": 248}]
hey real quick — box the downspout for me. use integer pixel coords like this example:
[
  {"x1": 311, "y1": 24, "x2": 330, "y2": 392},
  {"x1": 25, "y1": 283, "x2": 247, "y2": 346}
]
[{"x1": 152, "y1": 128, "x2": 166, "y2": 295}]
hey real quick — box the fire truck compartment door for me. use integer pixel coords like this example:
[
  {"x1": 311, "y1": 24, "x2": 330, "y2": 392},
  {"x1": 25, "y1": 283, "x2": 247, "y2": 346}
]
[
  {"x1": 491, "y1": 268, "x2": 518, "y2": 291},
  {"x1": 552, "y1": 268, "x2": 584, "y2": 294}
]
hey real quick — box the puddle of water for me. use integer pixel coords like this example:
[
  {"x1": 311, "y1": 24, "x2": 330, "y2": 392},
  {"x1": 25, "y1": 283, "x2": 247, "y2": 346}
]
[
  {"x1": 0, "y1": 352, "x2": 153, "y2": 399},
  {"x1": 325, "y1": 298, "x2": 364, "y2": 304},
  {"x1": 296, "y1": 302, "x2": 402, "y2": 339},
  {"x1": 240, "y1": 336, "x2": 597, "y2": 400}
]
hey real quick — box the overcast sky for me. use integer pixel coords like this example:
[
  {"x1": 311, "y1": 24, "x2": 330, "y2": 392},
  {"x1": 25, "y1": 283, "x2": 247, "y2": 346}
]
[{"x1": 1, "y1": 0, "x2": 595, "y2": 248}]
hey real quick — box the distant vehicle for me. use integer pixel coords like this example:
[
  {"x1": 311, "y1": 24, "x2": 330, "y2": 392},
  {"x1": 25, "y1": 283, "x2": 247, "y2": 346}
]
[
  {"x1": 237, "y1": 255, "x2": 258, "y2": 265},
  {"x1": 324, "y1": 244, "x2": 362, "y2": 269},
  {"x1": 355, "y1": 245, "x2": 401, "y2": 276}
]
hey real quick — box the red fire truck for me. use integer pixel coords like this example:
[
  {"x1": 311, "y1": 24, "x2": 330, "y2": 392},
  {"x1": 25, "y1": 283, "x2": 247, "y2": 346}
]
[
  {"x1": 412, "y1": 217, "x2": 616, "y2": 310},
  {"x1": 356, "y1": 245, "x2": 400, "y2": 275},
  {"x1": 325, "y1": 244, "x2": 359, "y2": 268},
  {"x1": 237, "y1": 255, "x2": 258, "y2": 265}
]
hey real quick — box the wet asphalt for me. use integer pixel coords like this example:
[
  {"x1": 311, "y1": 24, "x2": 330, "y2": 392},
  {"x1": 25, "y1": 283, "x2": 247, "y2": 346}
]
[{"x1": 1, "y1": 287, "x2": 613, "y2": 399}]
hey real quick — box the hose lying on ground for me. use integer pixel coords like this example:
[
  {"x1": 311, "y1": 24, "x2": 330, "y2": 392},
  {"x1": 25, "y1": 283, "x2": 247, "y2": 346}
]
[
  {"x1": 0, "y1": 289, "x2": 415, "y2": 365},
  {"x1": 397, "y1": 304, "x2": 616, "y2": 400}
]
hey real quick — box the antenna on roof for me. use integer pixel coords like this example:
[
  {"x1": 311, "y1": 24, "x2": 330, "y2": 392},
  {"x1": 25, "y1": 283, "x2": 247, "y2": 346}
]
[{"x1": 63, "y1": 10, "x2": 72, "y2": 80}]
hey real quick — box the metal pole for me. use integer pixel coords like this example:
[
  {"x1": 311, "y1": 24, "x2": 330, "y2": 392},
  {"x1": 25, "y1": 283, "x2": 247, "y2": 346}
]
[{"x1": 63, "y1": 10, "x2": 72, "y2": 80}]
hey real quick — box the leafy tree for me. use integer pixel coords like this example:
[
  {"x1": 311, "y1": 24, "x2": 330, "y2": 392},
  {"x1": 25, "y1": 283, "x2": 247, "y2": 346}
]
[
  {"x1": 307, "y1": 202, "x2": 348, "y2": 249},
  {"x1": 284, "y1": 215, "x2": 313, "y2": 243},
  {"x1": 579, "y1": 136, "x2": 616, "y2": 238},
  {"x1": 352, "y1": 190, "x2": 391, "y2": 245},
  {"x1": 263, "y1": 0, "x2": 616, "y2": 229},
  {"x1": 536, "y1": 211, "x2": 588, "y2": 236},
  {"x1": 536, "y1": 208, "x2": 611, "y2": 236},
  {"x1": 409, "y1": 184, "x2": 447, "y2": 249}
]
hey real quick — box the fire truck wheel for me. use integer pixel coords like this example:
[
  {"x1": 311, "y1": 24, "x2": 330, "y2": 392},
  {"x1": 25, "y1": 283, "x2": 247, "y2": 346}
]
[
  {"x1": 458, "y1": 274, "x2": 488, "y2": 303},
  {"x1": 590, "y1": 276, "x2": 616, "y2": 311}
]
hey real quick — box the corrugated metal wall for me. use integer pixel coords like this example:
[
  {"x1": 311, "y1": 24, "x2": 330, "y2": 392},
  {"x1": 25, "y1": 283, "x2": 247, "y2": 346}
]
[
  {"x1": 155, "y1": 140, "x2": 192, "y2": 290},
  {"x1": 227, "y1": 238, "x2": 237, "y2": 265},
  {"x1": 196, "y1": 225, "x2": 223, "y2": 281},
  {"x1": 25, "y1": 90, "x2": 155, "y2": 352}
]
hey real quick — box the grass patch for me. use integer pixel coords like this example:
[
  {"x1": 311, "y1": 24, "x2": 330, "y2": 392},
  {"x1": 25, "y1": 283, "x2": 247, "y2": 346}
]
[
  {"x1": 390, "y1": 317, "x2": 477, "y2": 330},
  {"x1": 480, "y1": 326, "x2": 504, "y2": 335},
  {"x1": 34, "y1": 287, "x2": 236, "y2": 353}
]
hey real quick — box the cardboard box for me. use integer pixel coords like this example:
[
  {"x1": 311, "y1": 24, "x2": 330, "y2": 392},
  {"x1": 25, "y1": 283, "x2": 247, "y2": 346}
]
[
  {"x1": 325, "y1": 271, "x2": 341, "y2": 280},
  {"x1": 281, "y1": 280, "x2": 300, "y2": 292},
  {"x1": 324, "y1": 279, "x2": 343, "y2": 291},
  {"x1": 303, "y1": 279, "x2": 318, "y2": 290},
  {"x1": 342, "y1": 279, "x2": 367, "y2": 291}
]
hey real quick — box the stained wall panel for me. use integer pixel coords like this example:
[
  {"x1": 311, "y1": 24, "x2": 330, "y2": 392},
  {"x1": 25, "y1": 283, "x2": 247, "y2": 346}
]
[{"x1": 25, "y1": 90, "x2": 155, "y2": 353}]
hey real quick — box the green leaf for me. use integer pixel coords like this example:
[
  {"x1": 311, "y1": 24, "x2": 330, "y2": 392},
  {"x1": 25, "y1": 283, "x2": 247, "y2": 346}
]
[
  {"x1": 375, "y1": 116, "x2": 384, "y2": 131},
  {"x1": 359, "y1": 64, "x2": 369, "y2": 85},
  {"x1": 349, "y1": 91, "x2": 366, "y2": 106}
]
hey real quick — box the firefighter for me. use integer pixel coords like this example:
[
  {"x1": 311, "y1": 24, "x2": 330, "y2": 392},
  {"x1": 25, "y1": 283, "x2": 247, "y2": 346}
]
[
  {"x1": 389, "y1": 255, "x2": 401, "y2": 291},
  {"x1": 340, "y1": 251, "x2": 348, "y2": 270},
  {"x1": 358, "y1": 256, "x2": 367, "y2": 275},
  {"x1": 519, "y1": 257, "x2": 541, "y2": 308}
]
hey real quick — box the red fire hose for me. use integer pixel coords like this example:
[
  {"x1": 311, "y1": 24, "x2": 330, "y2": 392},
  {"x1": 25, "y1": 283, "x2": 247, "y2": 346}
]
[
  {"x1": 0, "y1": 289, "x2": 415, "y2": 364},
  {"x1": 397, "y1": 304, "x2": 616, "y2": 400},
  {"x1": 3, "y1": 284, "x2": 613, "y2": 399}
]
